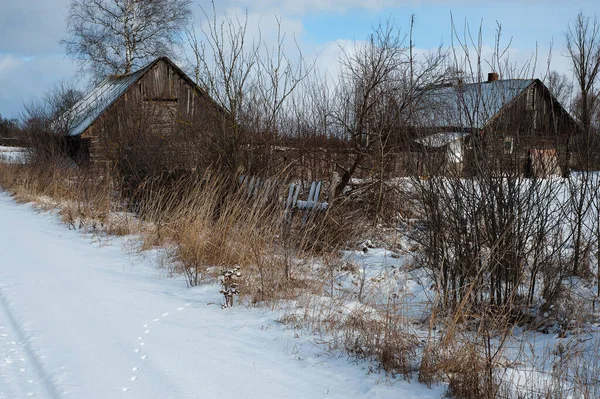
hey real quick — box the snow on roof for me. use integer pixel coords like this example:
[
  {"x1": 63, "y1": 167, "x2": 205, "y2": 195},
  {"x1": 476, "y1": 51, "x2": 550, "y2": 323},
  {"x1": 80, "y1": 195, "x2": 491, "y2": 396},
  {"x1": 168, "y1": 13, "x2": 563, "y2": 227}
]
[
  {"x1": 59, "y1": 61, "x2": 156, "y2": 137},
  {"x1": 415, "y1": 131, "x2": 469, "y2": 147},
  {"x1": 415, "y1": 79, "x2": 535, "y2": 129}
]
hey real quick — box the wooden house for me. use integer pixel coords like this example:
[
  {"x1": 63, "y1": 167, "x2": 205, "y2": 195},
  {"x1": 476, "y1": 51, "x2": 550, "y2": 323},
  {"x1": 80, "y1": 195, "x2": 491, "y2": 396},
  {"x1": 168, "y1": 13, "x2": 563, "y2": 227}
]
[
  {"x1": 410, "y1": 73, "x2": 580, "y2": 177},
  {"x1": 59, "y1": 57, "x2": 228, "y2": 172}
]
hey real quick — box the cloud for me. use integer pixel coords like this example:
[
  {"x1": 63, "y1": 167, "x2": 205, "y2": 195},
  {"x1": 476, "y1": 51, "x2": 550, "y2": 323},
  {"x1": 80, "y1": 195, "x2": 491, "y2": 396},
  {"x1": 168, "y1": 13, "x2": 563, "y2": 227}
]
[
  {"x1": 0, "y1": 54, "x2": 79, "y2": 119},
  {"x1": 0, "y1": 0, "x2": 71, "y2": 55},
  {"x1": 182, "y1": 6, "x2": 306, "y2": 79},
  {"x1": 201, "y1": 7, "x2": 305, "y2": 48},
  {"x1": 220, "y1": 0, "x2": 478, "y2": 15},
  {"x1": 0, "y1": 54, "x2": 21, "y2": 74},
  {"x1": 0, "y1": 0, "x2": 589, "y2": 119}
]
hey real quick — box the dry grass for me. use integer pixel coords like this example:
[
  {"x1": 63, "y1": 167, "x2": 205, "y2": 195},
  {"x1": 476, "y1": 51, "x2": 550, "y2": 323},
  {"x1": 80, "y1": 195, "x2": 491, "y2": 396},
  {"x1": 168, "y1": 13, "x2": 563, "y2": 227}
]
[
  {"x1": 0, "y1": 160, "x2": 139, "y2": 235},
  {"x1": 5, "y1": 158, "x2": 600, "y2": 398},
  {"x1": 0, "y1": 158, "x2": 363, "y2": 305},
  {"x1": 132, "y1": 172, "x2": 344, "y2": 305}
]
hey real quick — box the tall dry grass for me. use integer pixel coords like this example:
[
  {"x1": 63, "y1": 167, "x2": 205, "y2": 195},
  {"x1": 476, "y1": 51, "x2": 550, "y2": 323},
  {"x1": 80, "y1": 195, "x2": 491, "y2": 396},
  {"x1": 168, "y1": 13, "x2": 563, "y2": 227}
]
[
  {"x1": 131, "y1": 172, "x2": 364, "y2": 305},
  {"x1": 0, "y1": 159, "x2": 132, "y2": 235},
  {"x1": 6, "y1": 157, "x2": 600, "y2": 398}
]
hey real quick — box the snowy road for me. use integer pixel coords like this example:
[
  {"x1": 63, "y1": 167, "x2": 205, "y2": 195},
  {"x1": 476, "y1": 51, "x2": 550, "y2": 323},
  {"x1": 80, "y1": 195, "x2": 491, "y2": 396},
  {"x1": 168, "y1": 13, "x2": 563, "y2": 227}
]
[{"x1": 0, "y1": 192, "x2": 441, "y2": 399}]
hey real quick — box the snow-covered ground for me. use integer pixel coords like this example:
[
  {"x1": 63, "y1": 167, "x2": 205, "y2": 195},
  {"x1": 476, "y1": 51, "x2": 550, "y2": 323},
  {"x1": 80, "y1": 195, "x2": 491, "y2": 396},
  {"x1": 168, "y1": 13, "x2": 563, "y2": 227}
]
[{"x1": 0, "y1": 191, "x2": 441, "y2": 399}]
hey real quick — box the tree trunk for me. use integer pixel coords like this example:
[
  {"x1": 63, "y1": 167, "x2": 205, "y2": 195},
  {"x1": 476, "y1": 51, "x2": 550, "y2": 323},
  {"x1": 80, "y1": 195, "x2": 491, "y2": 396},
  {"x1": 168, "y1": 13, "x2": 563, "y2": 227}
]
[{"x1": 334, "y1": 152, "x2": 363, "y2": 198}]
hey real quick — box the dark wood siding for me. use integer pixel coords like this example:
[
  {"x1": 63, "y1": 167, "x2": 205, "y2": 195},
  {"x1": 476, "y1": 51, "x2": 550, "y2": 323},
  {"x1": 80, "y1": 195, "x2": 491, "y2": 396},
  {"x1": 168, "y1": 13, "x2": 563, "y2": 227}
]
[{"x1": 78, "y1": 58, "x2": 228, "y2": 171}]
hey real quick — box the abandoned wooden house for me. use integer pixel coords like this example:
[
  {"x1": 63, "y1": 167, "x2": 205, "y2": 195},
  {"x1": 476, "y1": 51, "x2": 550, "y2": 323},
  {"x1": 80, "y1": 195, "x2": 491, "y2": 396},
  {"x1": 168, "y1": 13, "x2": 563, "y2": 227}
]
[
  {"x1": 59, "y1": 57, "x2": 229, "y2": 173},
  {"x1": 407, "y1": 72, "x2": 580, "y2": 177}
]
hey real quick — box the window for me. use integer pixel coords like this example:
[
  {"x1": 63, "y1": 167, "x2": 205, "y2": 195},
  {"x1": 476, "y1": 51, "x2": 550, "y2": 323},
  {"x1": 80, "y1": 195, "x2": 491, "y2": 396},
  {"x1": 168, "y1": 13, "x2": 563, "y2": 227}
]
[{"x1": 504, "y1": 136, "x2": 514, "y2": 154}]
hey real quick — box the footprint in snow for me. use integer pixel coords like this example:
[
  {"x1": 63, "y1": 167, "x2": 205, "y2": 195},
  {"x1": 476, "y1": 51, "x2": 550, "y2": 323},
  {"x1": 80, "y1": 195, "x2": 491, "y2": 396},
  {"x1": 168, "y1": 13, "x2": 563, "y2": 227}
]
[{"x1": 122, "y1": 304, "x2": 189, "y2": 393}]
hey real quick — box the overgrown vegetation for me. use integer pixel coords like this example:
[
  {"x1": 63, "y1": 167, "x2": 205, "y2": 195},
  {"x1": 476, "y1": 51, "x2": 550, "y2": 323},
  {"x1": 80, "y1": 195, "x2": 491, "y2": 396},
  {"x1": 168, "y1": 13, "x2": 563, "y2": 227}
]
[{"x1": 4, "y1": 5, "x2": 600, "y2": 398}]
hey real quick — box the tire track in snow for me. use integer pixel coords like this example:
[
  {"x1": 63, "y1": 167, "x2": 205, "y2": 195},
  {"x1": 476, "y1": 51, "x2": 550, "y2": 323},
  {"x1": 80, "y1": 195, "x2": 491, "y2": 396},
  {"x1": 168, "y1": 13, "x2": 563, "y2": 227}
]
[{"x1": 0, "y1": 288, "x2": 61, "y2": 399}]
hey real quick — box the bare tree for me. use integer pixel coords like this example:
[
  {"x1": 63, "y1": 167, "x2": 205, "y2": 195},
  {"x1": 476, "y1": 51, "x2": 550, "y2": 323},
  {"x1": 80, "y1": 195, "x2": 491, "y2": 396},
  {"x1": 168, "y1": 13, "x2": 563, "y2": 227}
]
[
  {"x1": 563, "y1": 13, "x2": 600, "y2": 275},
  {"x1": 185, "y1": 4, "x2": 258, "y2": 178},
  {"x1": 545, "y1": 70, "x2": 574, "y2": 107},
  {"x1": 407, "y1": 19, "x2": 581, "y2": 316},
  {"x1": 565, "y1": 12, "x2": 600, "y2": 136},
  {"x1": 187, "y1": 3, "x2": 257, "y2": 122},
  {"x1": 20, "y1": 81, "x2": 84, "y2": 166},
  {"x1": 330, "y1": 19, "x2": 446, "y2": 198},
  {"x1": 185, "y1": 2, "x2": 311, "y2": 178},
  {"x1": 62, "y1": 0, "x2": 192, "y2": 81}
]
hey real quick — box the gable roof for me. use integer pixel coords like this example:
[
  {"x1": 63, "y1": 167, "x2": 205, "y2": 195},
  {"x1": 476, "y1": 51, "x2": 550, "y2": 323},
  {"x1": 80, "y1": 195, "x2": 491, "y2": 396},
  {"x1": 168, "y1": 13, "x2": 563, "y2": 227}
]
[
  {"x1": 61, "y1": 61, "x2": 154, "y2": 137},
  {"x1": 414, "y1": 79, "x2": 535, "y2": 130},
  {"x1": 59, "y1": 57, "x2": 212, "y2": 137}
]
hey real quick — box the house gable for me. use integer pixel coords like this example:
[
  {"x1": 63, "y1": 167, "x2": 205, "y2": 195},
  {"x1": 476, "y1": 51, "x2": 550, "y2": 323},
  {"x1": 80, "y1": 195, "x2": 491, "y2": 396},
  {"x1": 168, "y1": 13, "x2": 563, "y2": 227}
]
[
  {"x1": 58, "y1": 57, "x2": 231, "y2": 169},
  {"x1": 414, "y1": 79, "x2": 535, "y2": 131},
  {"x1": 61, "y1": 57, "x2": 227, "y2": 139},
  {"x1": 414, "y1": 78, "x2": 579, "y2": 138},
  {"x1": 483, "y1": 79, "x2": 580, "y2": 138}
]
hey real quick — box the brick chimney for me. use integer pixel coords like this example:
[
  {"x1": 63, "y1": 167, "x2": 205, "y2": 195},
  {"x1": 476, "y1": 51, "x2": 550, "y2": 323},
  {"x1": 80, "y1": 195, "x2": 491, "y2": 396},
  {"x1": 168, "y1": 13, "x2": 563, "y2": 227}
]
[{"x1": 487, "y1": 72, "x2": 499, "y2": 83}]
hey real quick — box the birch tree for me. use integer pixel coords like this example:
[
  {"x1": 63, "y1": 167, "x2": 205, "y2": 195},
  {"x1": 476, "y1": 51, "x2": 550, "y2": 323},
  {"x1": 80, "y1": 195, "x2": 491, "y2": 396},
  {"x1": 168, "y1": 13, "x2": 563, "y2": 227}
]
[{"x1": 62, "y1": 0, "x2": 192, "y2": 81}]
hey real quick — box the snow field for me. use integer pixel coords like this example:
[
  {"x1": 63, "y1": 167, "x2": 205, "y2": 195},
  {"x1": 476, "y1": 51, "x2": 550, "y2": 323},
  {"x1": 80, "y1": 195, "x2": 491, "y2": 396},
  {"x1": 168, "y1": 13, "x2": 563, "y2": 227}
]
[{"x1": 0, "y1": 191, "x2": 441, "y2": 399}]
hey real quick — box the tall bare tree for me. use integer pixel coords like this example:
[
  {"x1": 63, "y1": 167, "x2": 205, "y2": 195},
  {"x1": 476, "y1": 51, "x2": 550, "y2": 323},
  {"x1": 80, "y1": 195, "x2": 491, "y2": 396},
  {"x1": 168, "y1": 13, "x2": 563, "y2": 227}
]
[
  {"x1": 62, "y1": 0, "x2": 192, "y2": 81},
  {"x1": 331, "y1": 19, "x2": 446, "y2": 198},
  {"x1": 185, "y1": 2, "x2": 311, "y2": 178},
  {"x1": 566, "y1": 12, "x2": 600, "y2": 136},
  {"x1": 564, "y1": 13, "x2": 600, "y2": 274}
]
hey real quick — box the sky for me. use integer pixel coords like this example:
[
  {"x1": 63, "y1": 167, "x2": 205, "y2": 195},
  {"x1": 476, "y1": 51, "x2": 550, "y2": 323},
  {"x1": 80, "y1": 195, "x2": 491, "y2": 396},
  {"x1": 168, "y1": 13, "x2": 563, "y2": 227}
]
[{"x1": 0, "y1": 0, "x2": 599, "y2": 120}]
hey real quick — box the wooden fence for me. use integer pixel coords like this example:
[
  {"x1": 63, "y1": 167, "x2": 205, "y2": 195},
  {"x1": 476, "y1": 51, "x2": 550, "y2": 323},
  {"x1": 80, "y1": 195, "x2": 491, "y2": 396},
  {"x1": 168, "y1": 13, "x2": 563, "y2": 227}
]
[{"x1": 239, "y1": 176, "x2": 329, "y2": 227}]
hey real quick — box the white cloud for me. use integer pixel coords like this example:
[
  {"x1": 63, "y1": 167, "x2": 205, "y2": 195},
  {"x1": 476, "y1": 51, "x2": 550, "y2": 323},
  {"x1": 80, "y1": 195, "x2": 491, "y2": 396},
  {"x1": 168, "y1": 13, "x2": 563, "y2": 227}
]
[
  {"x1": 219, "y1": 0, "x2": 481, "y2": 16},
  {"x1": 0, "y1": 0, "x2": 71, "y2": 55},
  {"x1": 0, "y1": 54, "x2": 21, "y2": 75}
]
